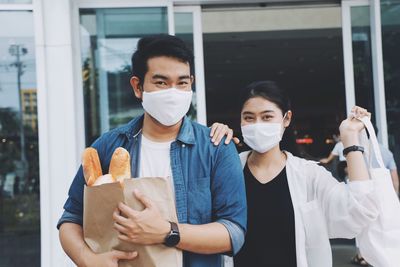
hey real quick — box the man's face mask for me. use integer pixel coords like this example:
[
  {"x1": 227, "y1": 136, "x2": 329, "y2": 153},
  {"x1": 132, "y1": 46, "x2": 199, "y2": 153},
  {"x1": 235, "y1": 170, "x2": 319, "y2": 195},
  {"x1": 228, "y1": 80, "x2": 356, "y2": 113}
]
[
  {"x1": 142, "y1": 88, "x2": 193, "y2": 126},
  {"x1": 241, "y1": 113, "x2": 287, "y2": 154}
]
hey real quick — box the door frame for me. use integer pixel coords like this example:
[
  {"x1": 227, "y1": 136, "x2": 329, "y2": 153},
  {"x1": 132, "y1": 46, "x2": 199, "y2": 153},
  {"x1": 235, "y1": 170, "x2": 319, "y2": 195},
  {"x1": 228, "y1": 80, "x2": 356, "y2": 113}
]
[{"x1": 341, "y1": 0, "x2": 388, "y2": 146}]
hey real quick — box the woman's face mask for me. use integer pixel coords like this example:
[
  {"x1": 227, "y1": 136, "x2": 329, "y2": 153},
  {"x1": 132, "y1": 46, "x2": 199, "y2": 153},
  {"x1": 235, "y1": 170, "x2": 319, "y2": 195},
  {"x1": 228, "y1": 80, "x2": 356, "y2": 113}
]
[
  {"x1": 241, "y1": 120, "x2": 285, "y2": 153},
  {"x1": 240, "y1": 97, "x2": 289, "y2": 153}
]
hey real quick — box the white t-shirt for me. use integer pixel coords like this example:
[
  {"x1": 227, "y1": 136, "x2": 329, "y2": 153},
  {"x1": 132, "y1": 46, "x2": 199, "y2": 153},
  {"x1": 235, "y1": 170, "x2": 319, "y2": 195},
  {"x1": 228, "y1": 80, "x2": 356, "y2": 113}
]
[
  {"x1": 331, "y1": 141, "x2": 345, "y2": 161},
  {"x1": 139, "y1": 134, "x2": 175, "y2": 194}
]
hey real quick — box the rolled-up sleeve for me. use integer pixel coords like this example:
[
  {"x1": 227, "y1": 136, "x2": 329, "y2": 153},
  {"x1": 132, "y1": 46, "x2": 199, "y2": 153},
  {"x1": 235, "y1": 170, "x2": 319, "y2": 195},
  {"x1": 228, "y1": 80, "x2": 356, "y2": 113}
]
[
  {"x1": 57, "y1": 210, "x2": 83, "y2": 229},
  {"x1": 217, "y1": 218, "x2": 245, "y2": 256},
  {"x1": 211, "y1": 140, "x2": 247, "y2": 255}
]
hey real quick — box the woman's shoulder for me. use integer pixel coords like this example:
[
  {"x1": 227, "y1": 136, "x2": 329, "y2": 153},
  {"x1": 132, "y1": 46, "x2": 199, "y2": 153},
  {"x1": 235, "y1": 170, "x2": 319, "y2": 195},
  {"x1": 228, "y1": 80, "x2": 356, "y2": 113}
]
[{"x1": 286, "y1": 152, "x2": 330, "y2": 176}]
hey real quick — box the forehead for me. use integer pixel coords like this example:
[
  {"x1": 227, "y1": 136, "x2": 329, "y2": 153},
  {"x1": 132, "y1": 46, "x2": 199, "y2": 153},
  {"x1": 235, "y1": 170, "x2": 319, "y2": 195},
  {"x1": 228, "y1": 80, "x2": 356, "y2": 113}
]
[
  {"x1": 242, "y1": 97, "x2": 281, "y2": 112},
  {"x1": 146, "y1": 56, "x2": 190, "y2": 77}
]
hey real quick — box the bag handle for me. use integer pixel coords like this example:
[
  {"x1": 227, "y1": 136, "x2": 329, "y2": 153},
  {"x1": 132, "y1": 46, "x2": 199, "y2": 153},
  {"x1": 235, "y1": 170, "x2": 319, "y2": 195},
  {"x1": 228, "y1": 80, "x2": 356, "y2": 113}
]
[{"x1": 357, "y1": 116, "x2": 385, "y2": 169}]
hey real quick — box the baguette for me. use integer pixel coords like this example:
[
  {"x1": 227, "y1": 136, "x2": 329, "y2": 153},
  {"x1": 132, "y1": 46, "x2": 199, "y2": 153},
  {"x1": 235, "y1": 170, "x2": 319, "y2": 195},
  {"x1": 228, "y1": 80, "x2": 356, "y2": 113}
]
[
  {"x1": 92, "y1": 174, "x2": 115, "y2": 186},
  {"x1": 82, "y1": 147, "x2": 103, "y2": 186},
  {"x1": 109, "y1": 147, "x2": 131, "y2": 183}
]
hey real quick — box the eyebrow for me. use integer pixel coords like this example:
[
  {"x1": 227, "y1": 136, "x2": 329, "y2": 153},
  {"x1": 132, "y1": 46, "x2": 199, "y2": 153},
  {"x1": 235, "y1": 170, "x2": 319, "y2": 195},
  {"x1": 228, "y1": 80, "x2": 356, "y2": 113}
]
[
  {"x1": 151, "y1": 74, "x2": 191, "y2": 80},
  {"x1": 242, "y1": 110, "x2": 275, "y2": 115}
]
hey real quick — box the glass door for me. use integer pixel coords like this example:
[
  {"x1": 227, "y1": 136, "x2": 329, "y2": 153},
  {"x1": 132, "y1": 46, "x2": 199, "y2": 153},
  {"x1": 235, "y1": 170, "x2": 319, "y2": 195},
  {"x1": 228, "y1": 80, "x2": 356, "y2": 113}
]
[
  {"x1": 76, "y1": 2, "x2": 173, "y2": 145},
  {"x1": 342, "y1": 0, "x2": 375, "y2": 121}
]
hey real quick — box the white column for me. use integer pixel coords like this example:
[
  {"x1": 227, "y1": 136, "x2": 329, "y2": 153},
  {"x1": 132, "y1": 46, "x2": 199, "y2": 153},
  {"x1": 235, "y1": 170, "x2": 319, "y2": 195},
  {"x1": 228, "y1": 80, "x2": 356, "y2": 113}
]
[
  {"x1": 33, "y1": 0, "x2": 81, "y2": 266},
  {"x1": 370, "y1": 0, "x2": 389, "y2": 147},
  {"x1": 341, "y1": 1, "x2": 357, "y2": 115}
]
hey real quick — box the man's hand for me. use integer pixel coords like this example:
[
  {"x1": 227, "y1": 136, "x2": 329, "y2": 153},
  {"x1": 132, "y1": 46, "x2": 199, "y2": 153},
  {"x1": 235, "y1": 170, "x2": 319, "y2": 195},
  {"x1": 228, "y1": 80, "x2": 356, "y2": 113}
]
[
  {"x1": 113, "y1": 189, "x2": 170, "y2": 245},
  {"x1": 84, "y1": 250, "x2": 137, "y2": 267}
]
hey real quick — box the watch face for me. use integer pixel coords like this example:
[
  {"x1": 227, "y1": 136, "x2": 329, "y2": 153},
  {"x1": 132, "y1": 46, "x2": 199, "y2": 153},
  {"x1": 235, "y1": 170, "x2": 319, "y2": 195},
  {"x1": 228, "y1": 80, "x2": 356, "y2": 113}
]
[{"x1": 166, "y1": 232, "x2": 180, "y2": 247}]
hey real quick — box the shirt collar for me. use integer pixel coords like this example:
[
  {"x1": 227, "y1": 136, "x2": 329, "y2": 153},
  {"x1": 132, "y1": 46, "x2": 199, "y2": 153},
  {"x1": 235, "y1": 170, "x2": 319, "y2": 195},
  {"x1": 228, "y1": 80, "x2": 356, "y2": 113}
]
[{"x1": 116, "y1": 114, "x2": 196, "y2": 145}]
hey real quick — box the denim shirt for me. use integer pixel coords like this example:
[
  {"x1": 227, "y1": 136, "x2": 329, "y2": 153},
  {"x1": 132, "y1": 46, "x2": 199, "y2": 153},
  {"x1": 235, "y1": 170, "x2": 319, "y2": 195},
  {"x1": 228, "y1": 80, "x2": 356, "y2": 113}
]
[{"x1": 57, "y1": 115, "x2": 247, "y2": 267}]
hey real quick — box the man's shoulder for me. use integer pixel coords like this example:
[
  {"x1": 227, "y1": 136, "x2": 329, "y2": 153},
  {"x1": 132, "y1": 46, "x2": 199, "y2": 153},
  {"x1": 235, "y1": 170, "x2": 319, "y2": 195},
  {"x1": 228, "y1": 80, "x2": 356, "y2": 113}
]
[{"x1": 189, "y1": 120, "x2": 211, "y2": 135}]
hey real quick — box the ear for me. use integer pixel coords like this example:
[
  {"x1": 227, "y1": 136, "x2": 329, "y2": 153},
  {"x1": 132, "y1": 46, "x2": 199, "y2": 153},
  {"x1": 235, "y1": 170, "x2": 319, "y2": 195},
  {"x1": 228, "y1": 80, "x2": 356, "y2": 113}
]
[
  {"x1": 283, "y1": 110, "x2": 292, "y2": 128},
  {"x1": 190, "y1": 75, "x2": 195, "y2": 85},
  {"x1": 130, "y1": 76, "x2": 143, "y2": 99}
]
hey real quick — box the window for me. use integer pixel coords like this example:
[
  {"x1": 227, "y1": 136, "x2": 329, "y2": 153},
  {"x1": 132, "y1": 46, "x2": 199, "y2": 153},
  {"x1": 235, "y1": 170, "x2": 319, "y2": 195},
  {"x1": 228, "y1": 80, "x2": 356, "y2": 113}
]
[
  {"x1": 382, "y1": 0, "x2": 400, "y2": 171},
  {"x1": 79, "y1": 7, "x2": 169, "y2": 145},
  {"x1": 0, "y1": 10, "x2": 40, "y2": 267}
]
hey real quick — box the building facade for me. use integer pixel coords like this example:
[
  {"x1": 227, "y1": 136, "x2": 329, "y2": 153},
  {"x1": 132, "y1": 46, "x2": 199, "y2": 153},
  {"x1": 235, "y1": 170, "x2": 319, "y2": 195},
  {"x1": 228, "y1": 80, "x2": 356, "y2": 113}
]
[{"x1": 0, "y1": 0, "x2": 399, "y2": 266}]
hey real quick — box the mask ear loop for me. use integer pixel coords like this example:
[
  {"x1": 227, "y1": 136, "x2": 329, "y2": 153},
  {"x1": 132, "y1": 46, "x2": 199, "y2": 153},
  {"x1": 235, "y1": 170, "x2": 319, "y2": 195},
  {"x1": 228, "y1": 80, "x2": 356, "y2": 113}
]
[{"x1": 281, "y1": 112, "x2": 288, "y2": 136}]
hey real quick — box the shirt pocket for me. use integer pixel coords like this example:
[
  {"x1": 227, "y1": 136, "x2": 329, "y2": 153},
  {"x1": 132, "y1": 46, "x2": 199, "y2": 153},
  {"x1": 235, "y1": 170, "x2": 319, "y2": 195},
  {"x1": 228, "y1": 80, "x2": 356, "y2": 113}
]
[
  {"x1": 300, "y1": 199, "x2": 332, "y2": 267},
  {"x1": 188, "y1": 176, "x2": 212, "y2": 224}
]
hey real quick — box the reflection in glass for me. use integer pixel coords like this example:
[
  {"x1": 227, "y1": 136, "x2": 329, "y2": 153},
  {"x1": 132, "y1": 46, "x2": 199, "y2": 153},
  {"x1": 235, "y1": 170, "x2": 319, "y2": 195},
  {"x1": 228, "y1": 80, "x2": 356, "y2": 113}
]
[
  {"x1": 175, "y1": 12, "x2": 197, "y2": 121},
  {"x1": 203, "y1": 6, "x2": 346, "y2": 163},
  {"x1": 350, "y1": 6, "x2": 376, "y2": 122},
  {"x1": 80, "y1": 8, "x2": 169, "y2": 145},
  {"x1": 0, "y1": 11, "x2": 40, "y2": 267},
  {"x1": 382, "y1": 0, "x2": 400, "y2": 170}
]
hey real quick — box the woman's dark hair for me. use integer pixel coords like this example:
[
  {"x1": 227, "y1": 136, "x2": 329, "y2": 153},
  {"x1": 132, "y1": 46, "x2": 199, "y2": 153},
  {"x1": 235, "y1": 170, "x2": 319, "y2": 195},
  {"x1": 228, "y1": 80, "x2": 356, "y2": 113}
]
[{"x1": 240, "y1": 81, "x2": 299, "y2": 156}]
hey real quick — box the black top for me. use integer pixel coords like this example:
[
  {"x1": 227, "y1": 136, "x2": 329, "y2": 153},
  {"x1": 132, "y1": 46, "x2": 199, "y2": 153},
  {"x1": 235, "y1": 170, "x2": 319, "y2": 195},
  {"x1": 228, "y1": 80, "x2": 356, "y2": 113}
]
[{"x1": 234, "y1": 164, "x2": 297, "y2": 267}]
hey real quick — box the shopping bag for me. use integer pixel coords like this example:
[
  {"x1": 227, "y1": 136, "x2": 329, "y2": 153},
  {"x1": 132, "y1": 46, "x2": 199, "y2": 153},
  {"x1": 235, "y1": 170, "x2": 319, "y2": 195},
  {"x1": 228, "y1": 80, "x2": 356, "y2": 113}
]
[
  {"x1": 83, "y1": 177, "x2": 183, "y2": 267},
  {"x1": 356, "y1": 116, "x2": 400, "y2": 267}
]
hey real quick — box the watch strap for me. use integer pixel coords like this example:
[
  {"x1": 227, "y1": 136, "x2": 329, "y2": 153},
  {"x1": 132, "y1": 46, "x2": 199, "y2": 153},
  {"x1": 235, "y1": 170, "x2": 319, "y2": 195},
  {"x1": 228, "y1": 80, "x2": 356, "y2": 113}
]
[{"x1": 343, "y1": 145, "x2": 364, "y2": 157}]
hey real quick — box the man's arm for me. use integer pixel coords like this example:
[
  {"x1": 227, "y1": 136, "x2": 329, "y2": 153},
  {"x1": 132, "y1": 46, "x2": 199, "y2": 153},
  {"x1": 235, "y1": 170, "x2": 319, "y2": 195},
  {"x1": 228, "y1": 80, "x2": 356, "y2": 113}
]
[
  {"x1": 320, "y1": 153, "x2": 337, "y2": 164},
  {"x1": 60, "y1": 222, "x2": 137, "y2": 267},
  {"x1": 113, "y1": 140, "x2": 246, "y2": 255},
  {"x1": 113, "y1": 191, "x2": 235, "y2": 254}
]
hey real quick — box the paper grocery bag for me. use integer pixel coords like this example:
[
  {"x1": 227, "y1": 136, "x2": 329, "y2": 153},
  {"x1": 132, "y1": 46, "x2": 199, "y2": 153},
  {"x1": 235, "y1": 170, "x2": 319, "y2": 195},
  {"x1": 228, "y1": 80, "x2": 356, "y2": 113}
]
[{"x1": 83, "y1": 177, "x2": 183, "y2": 267}]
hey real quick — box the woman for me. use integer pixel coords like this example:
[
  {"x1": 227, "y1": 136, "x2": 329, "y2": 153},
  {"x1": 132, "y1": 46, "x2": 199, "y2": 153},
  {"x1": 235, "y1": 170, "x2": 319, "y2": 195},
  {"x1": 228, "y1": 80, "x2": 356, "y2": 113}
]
[{"x1": 210, "y1": 81, "x2": 379, "y2": 267}]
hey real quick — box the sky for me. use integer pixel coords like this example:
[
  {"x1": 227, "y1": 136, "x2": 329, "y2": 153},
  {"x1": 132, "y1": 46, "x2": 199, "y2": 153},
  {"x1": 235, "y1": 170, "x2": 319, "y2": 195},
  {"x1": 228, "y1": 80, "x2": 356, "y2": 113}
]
[{"x1": 0, "y1": 11, "x2": 35, "y2": 111}]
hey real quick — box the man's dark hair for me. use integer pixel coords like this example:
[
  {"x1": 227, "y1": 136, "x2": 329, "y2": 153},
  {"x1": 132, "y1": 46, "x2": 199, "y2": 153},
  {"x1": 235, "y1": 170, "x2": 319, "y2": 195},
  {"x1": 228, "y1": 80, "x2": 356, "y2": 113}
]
[{"x1": 131, "y1": 34, "x2": 194, "y2": 86}]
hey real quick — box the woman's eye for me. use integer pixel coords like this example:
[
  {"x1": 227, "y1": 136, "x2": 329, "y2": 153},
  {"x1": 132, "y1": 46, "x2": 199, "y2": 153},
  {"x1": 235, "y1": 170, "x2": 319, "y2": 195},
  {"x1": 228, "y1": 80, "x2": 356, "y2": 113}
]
[
  {"x1": 244, "y1": 117, "x2": 254, "y2": 121},
  {"x1": 262, "y1": 116, "x2": 272, "y2": 121}
]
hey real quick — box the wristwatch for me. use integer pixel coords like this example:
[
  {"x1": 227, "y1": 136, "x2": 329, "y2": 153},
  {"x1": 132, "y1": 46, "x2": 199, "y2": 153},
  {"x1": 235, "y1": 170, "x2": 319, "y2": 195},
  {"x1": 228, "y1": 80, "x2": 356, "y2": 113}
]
[
  {"x1": 164, "y1": 221, "x2": 180, "y2": 247},
  {"x1": 343, "y1": 145, "x2": 364, "y2": 157}
]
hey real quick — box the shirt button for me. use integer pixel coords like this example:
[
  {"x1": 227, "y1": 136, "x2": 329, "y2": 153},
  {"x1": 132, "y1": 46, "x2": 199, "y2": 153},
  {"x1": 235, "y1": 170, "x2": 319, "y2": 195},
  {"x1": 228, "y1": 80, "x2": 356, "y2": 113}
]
[{"x1": 182, "y1": 144, "x2": 186, "y2": 148}]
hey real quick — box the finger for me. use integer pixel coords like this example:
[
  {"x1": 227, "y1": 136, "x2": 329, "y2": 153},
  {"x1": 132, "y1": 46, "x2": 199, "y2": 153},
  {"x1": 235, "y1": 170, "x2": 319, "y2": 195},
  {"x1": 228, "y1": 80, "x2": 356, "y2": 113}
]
[
  {"x1": 233, "y1": 137, "x2": 240, "y2": 145},
  {"x1": 133, "y1": 189, "x2": 153, "y2": 209},
  {"x1": 112, "y1": 250, "x2": 138, "y2": 260},
  {"x1": 118, "y1": 234, "x2": 134, "y2": 243},
  {"x1": 114, "y1": 222, "x2": 130, "y2": 235},
  {"x1": 213, "y1": 125, "x2": 228, "y2": 145},
  {"x1": 113, "y1": 209, "x2": 131, "y2": 226},
  {"x1": 118, "y1": 202, "x2": 140, "y2": 219},
  {"x1": 209, "y1": 123, "x2": 219, "y2": 137},
  {"x1": 224, "y1": 129, "x2": 233, "y2": 145}
]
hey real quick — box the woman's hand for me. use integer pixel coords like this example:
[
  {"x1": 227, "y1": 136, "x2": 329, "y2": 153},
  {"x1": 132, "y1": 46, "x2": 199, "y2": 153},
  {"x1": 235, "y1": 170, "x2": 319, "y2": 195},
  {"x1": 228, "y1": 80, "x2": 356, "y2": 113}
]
[
  {"x1": 339, "y1": 106, "x2": 371, "y2": 146},
  {"x1": 209, "y1": 123, "x2": 240, "y2": 146}
]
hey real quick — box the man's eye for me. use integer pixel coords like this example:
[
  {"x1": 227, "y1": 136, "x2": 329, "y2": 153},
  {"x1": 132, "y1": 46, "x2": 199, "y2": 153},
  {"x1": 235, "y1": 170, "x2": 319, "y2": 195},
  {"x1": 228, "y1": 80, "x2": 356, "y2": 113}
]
[
  {"x1": 155, "y1": 81, "x2": 166, "y2": 85},
  {"x1": 244, "y1": 117, "x2": 254, "y2": 121}
]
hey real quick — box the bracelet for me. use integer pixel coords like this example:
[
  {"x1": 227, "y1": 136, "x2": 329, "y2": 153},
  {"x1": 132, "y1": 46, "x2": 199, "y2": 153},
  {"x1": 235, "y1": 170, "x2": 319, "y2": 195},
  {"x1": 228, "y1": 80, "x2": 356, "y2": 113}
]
[{"x1": 343, "y1": 145, "x2": 364, "y2": 157}]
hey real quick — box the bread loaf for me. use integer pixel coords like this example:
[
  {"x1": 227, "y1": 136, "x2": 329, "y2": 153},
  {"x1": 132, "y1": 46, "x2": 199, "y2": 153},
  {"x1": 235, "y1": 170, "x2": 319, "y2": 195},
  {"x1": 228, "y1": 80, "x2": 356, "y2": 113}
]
[
  {"x1": 109, "y1": 147, "x2": 131, "y2": 183},
  {"x1": 92, "y1": 174, "x2": 115, "y2": 186},
  {"x1": 82, "y1": 147, "x2": 102, "y2": 186}
]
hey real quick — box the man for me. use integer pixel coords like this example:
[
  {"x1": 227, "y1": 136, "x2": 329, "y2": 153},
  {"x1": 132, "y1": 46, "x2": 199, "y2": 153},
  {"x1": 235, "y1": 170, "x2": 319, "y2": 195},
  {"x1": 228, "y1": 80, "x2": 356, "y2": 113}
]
[
  {"x1": 320, "y1": 133, "x2": 345, "y2": 164},
  {"x1": 58, "y1": 34, "x2": 247, "y2": 267}
]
